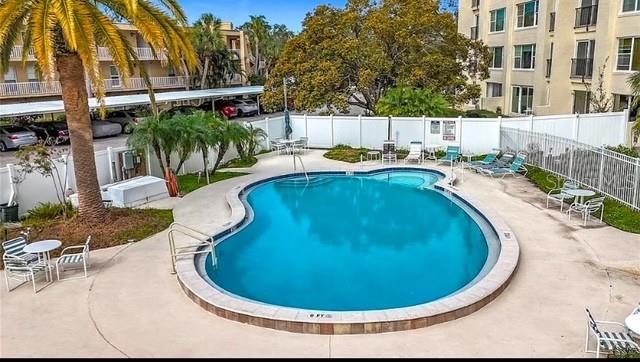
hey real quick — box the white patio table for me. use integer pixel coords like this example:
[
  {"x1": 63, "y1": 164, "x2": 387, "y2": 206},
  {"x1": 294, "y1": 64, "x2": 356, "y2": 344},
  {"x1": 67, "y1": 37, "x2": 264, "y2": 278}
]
[
  {"x1": 625, "y1": 306, "x2": 640, "y2": 337},
  {"x1": 23, "y1": 239, "x2": 62, "y2": 283}
]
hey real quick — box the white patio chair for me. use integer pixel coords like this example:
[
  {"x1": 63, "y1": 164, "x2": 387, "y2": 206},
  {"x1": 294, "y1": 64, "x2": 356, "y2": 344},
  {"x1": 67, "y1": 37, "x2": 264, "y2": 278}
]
[
  {"x1": 568, "y1": 196, "x2": 605, "y2": 226},
  {"x1": 55, "y1": 236, "x2": 92, "y2": 280},
  {"x1": 404, "y1": 141, "x2": 423, "y2": 164},
  {"x1": 585, "y1": 308, "x2": 639, "y2": 358},
  {"x1": 382, "y1": 140, "x2": 397, "y2": 164},
  {"x1": 3, "y1": 254, "x2": 48, "y2": 293},
  {"x1": 299, "y1": 137, "x2": 309, "y2": 152},
  {"x1": 546, "y1": 180, "x2": 580, "y2": 212},
  {"x1": 271, "y1": 140, "x2": 286, "y2": 155},
  {"x1": 2, "y1": 235, "x2": 39, "y2": 265}
]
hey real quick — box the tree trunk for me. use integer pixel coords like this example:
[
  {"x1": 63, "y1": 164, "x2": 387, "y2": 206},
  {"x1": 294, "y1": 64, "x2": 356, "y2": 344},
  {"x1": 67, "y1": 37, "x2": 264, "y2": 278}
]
[
  {"x1": 202, "y1": 148, "x2": 210, "y2": 184},
  {"x1": 254, "y1": 36, "x2": 260, "y2": 75},
  {"x1": 56, "y1": 53, "x2": 107, "y2": 223},
  {"x1": 212, "y1": 143, "x2": 228, "y2": 175},
  {"x1": 201, "y1": 57, "x2": 210, "y2": 89}
]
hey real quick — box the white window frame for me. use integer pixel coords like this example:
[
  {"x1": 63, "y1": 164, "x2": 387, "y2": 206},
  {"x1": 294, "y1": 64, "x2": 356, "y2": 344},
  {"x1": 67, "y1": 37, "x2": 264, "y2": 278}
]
[
  {"x1": 109, "y1": 65, "x2": 121, "y2": 87},
  {"x1": 26, "y1": 64, "x2": 38, "y2": 81},
  {"x1": 489, "y1": 46, "x2": 504, "y2": 69},
  {"x1": 511, "y1": 86, "x2": 534, "y2": 114},
  {"x1": 3, "y1": 66, "x2": 17, "y2": 83},
  {"x1": 621, "y1": 0, "x2": 640, "y2": 13},
  {"x1": 490, "y1": 8, "x2": 506, "y2": 33},
  {"x1": 486, "y1": 82, "x2": 503, "y2": 98},
  {"x1": 514, "y1": 44, "x2": 536, "y2": 69},
  {"x1": 616, "y1": 37, "x2": 640, "y2": 72},
  {"x1": 516, "y1": 0, "x2": 539, "y2": 29}
]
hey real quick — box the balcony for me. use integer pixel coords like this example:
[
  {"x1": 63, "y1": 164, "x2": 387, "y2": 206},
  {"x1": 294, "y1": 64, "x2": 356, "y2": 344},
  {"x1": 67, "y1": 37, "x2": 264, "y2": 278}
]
[
  {"x1": 575, "y1": 5, "x2": 598, "y2": 29},
  {"x1": 0, "y1": 76, "x2": 187, "y2": 98},
  {"x1": 8, "y1": 46, "x2": 35, "y2": 61},
  {"x1": 470, "y1": 26, "x2": 479, "y2": 40},
  {"x1": 98, "y1": 47, "x2": 167, "y2": 61},
  {"x1": 545, "y1": 59, "x2": 552, "y2": 78},
  {"x1": 571, "y1": 58, "x2": 594, "y2": 79}
]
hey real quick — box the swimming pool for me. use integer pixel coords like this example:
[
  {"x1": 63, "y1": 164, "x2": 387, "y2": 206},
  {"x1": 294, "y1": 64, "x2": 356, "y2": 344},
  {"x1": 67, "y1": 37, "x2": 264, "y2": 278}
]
[{"x1": 199, "y1": 169, "x2": 500, "y2": 312}]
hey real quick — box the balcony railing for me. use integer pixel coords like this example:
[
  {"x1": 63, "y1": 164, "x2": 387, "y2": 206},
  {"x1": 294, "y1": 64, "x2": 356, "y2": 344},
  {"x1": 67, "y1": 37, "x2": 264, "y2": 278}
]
[
  {"x1": 571, "y1": 58, "x2": 594, "y2": 79},
  {"x1": 0, "y1": 76, "x2": 186, "y2": 97},
  {"x1": 575, "y1": 5, "x2": 598, "y2": 29},
  {"x1": 9, "y1": 46, "x2": 35, "y2": 61},
  {"x1": 549, "y1": 12, "x2": 556, "y2": 32},
  {"x1": 470, "y1": 26, "x2": 479, "y2": 40},
  {"x1": 545, "y1": 59, "x2": 552, "y2": 78},
  {"x1": 0, "y1": 81, "x2": 61, "y2": 97}
]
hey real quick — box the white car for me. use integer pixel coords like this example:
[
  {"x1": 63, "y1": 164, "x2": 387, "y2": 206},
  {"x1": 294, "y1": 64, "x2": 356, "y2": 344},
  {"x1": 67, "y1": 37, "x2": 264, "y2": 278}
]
[{"x1": 232, "y1": 99, "x2": 259, "y2": 117}]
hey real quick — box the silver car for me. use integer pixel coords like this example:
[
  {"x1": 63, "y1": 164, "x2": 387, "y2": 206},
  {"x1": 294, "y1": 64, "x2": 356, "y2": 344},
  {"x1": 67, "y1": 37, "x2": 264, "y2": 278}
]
[
  {"x1": 92, "y1": 121, "x2": 122, "y2": 138},
  {"x1": 0, "y1": 125, "x2": 38, "y2": 152},
  {"x1": 232, "y1": 99, "x2": 259, "y2": 117}
]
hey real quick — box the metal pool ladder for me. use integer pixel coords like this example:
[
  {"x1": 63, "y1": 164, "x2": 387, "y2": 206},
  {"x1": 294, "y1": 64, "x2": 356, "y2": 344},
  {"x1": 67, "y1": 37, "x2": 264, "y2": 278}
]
[
  {"x1": 293, "y1": 154, "x2": 310, "y2": 183},
  {"x1": 168, "y1": 222, "x2": 216, "y2": 274}
]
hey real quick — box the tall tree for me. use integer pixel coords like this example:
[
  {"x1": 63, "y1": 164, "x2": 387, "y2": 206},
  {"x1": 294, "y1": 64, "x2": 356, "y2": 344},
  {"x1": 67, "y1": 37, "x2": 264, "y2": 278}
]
[
  {"x1": 192, "y1": 13, "x2": 226, "y2": 89},
  {"x1": 0, "y1": 0, "x2": 197, "y2": 223},
  {"x1": 241, "y1": 15, "x2": 271, "y2": 76},
  {"x1": 262, "y1": 24, "x2": 294, "y2": 79},
  {"x1": 262, "y1": 0, "x2": 489, "y2": 114}
]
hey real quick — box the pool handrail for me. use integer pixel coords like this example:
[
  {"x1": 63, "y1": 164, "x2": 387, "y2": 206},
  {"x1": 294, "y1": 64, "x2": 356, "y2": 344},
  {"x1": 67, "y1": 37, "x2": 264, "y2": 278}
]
[{"x1": 168, "y1": 222, "x2": 216, "y2": 274}]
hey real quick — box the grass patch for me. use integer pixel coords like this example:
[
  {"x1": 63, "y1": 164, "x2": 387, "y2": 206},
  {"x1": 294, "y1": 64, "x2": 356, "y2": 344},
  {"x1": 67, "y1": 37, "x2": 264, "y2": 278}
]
[
  {"x1": 177, "y1": 171, "x2": 248, "y2": 195},
  {"x1": 525, "y1": 166, "x2": 640, "y2": 234},
  {"x1": 222, "y1": 156, "x2": 258, "y2": 168},
  {"x1": 1, "y1": 208, "x2": 173, "y2": 269},
  {"x1": 323, "y1": 144, "x2": 408, "y2": 163}
]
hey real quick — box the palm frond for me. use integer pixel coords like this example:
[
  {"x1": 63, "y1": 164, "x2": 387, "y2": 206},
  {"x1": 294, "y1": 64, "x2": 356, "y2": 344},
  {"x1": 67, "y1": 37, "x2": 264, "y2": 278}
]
[{"x1": 30, "y1": 0, "x2": 57, "y2": 81}]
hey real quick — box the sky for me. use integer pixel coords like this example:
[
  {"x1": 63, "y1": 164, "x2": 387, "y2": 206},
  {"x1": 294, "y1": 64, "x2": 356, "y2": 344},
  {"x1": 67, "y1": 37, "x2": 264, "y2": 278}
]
[{"x1": 179, "y1": 0, "x2": 457, "y2": 32}]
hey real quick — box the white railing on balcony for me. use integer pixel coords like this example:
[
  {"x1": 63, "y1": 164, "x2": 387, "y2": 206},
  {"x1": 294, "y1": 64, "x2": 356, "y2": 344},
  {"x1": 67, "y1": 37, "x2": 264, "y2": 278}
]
[
  {"x1": 9, "y1": 46, "x2": 35, "y2": 60},
  {"x1": 0, "y1": 81, "x2": 61, "y2": 97},
  {"x1": 97, "y1": 47, "x2": 166, "y2": 61},
  {"x1": 103, "y1": 76, "x2": 187, "y2": 91},
  {"x1": 97, "y1": 47, "x2": 112, "y2": 60}
]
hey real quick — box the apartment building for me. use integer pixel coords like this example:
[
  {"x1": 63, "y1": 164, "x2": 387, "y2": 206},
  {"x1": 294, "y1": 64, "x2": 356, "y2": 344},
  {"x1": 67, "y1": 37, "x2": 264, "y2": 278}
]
[
  {"x1": 0, "y1": 22, "x2": 251, "y2": 105},
  {"x1": 459, "y1": 0, "x2": 640, "y2": 118}
]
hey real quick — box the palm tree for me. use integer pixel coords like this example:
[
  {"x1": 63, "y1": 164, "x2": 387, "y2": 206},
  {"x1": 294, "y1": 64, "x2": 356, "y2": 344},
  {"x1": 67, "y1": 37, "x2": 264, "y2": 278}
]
[
  {"x1": 212, "y1": 120, "x2": 248, "y2": 174},
  {"x1": 262, "y1": 24, "x2": 293, "y2": 79},
  {"x1": 192, "y1": 112, "x2": 224, "y2": 184},
  {"x1": 192, "y1": 13, "x2": 226, "y2": 89},
  {"x1": 375, "y1": 87, "x2": 450, "y2": 117},
  {"x1": 628, "y1": 71, "x2": 640, "y2": 136},
  {"x1": 241, "y1": 15, "x2": 271, "y2": 76},
  {"x1": 0, "y1": 0, "x2": 197, "y2": 223}
]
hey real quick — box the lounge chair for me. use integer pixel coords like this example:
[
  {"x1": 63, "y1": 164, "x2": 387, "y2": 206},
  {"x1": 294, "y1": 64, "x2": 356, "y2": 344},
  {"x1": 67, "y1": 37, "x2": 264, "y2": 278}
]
[
  {"x1": 471, "y1": 151, "x2": 515, "y2": 172},
  {"x1": 467, "y1": 149, "x2": 500, "y2": 169},
  {"x1": 56, "y1": 236, "x2": 92, "y2": 280},
  {"x1": 568, "y1": 196, "x2": 605, "y2": 226},
  {"x1": 382, "y1": 140, "x2": 397, "y2": 164},
  {"x1": 480, "y1": 153, "x2": 527, "y2": 178},
  {"x1": 438, "y1": 145, "x2": 460, "y2": 166},
  {"x1": 404, "y1": 141, "x2": 423, "y2": 164},
  {"x1": 2, "y1": 236, "x2": 39, "y2": 265},
  {"x1": 3, "y1": 254, "x2": 48, "y2": 293},
  {"x1": 584, "y1": 308, "x2": 639, "y2": 358},
  {"x1": 546, "y1": 180, "x2": 580, "y2": 212}
]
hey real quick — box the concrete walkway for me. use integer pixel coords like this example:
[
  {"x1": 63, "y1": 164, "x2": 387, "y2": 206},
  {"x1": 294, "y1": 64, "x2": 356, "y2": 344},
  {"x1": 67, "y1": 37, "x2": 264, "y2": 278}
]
[{"x1": 1, "y1": 151, "x2": 638, "y2": 357}]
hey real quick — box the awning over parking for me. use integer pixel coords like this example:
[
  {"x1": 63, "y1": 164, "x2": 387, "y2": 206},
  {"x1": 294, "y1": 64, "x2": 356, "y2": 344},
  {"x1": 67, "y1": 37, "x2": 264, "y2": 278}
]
[{"x1": 0, "y1": 86, "x2": 264, "y2": 118}]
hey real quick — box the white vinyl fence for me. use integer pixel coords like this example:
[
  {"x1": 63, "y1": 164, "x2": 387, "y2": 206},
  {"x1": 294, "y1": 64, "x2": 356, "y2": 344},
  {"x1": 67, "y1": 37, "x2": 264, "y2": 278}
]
[
  {"x1": 500, "y1": 127, "x2": 640, "y2": 210},
  {"x1": 0, "y1": 111, "x2": 633, "y2": 215}
]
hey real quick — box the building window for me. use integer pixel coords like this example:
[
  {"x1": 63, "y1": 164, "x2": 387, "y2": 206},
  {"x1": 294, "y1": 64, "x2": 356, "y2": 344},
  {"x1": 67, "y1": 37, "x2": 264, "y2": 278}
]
[
  {"x1": 3, "y1": 66, "x2": 17, "y2": 83},
  {"x1": 616, "y1": 37, "x2": 640, "y2": 71},
  {"x1": 573, "y1": 91, "x2": 591, "y2": 114},
  {"x1": 109, "y1": 65, "x2": 121, "y2": 87},
  {"x1": 487, "y1": 82, "x2": 503, "y2": 97},
  {"x1": 516, "y1": 0, "x2": 539, "y2": 28},
  {"x1": 514, "y1": 44, "x2": 536, "y2": 69},
  {"x1": 622, "y1": 0, "x2": 640, "y2": 12},
  {"x1": 490, "y1": 47, "x2": 503, "y2": 68},
  {"x1": 167, "y1": 65, "x2": 176, "y2": 77},
  {"x1": 490, "y1": 8, "x2": 506, "y2": 32},
  {"x1": 511, "y1": 86, "x2": 534, "y2": 114},
  {"x1": 26, "y1": 64, "x2": 38, "y2": 81}
]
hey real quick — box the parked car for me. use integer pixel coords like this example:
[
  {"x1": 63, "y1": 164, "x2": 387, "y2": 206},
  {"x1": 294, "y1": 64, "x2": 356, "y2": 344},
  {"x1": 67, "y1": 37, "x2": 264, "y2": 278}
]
[
  {"x1": 91, "y1": 120, "x2": 122, "y2": 138},
  {"x1": 26, "y1": 122, "x2": 70, "y2": 145},
  {"x1": 232, "y1": 99, "x2": 259, "y2": 117},
  {"x1": 0, "y1": 125, "x2": 38, "y2": 152},
  {"x1": 101, "y1": 110, "x2": 146, "y2": 134},
  {"x1": 159, "y1": 105, "x2": 200, "y2": 119},
  {"x1": 197, "y1": 100, "x2": 238, "y2": 118}
]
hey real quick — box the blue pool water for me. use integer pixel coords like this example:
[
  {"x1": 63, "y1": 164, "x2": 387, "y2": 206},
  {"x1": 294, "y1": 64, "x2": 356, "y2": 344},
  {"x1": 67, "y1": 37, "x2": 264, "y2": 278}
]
[{"x1": 204, "y1": 170, "x2": 492, "y2": 311}]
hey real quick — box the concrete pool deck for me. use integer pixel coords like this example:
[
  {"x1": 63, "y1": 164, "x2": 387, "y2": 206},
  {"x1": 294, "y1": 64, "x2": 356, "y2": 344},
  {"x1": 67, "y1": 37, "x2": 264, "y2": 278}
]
[{"x1": 1, "y1": 150, "x2": 638, "y2": 357}]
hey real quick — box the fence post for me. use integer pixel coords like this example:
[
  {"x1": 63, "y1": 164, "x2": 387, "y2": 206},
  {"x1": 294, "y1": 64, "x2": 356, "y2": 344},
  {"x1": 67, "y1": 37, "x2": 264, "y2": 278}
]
[
  {"x1": 304, "y1": 113, "x2": 308, "y2": 138},
  {"x1": 573, "y1": 113, "x2": 580, "y2": 141},
  {"x1": 358, "y1": 114, "x2": 362, "y2": 148},
  {"x1": 598, "y1": 148, "x2": 605, "y2": 191},
  {"x1": 422, "y1": 115, "x2": 426, "y2": 148},
  {"x1": 497, "y1": 116, "x2": 503, "y2": 150},
  {"x1": 107, "y1": 146, "x2": 114, "y2": 183},
  {"x1": 458, "y1": 116, "x2": 463, "y2": 152},
  {"x1": 623, "y1": 108, "x2": 630, "y2": 145},
  {"x1": 634, "y1": 158, "x2": 640, "y2": 209},
  {"x1": 388, "y1": 115, "x2": 393, "y2": 141},
  {"x1": 330, "y1": 113, "x2": 335, "y2": 147},
  {"x1": 528, "y1": 114, "x2": 534, "y2": 132}
]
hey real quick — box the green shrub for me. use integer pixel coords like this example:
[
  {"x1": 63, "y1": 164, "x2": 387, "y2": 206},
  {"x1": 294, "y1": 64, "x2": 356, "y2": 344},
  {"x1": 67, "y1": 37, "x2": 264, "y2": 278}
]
[
  {"x1": 26, "y1": 202, "x2": 75, "y2": 222},
  {"x1": 605, "y1": 145, "x2": 639, "y2": 158}
]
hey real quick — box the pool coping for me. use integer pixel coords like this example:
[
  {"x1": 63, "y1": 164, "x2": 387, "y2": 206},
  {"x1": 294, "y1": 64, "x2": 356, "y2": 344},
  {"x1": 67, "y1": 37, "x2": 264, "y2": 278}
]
[{"x1": 175, "y1": 165, "x2": 520, "y2": 334}]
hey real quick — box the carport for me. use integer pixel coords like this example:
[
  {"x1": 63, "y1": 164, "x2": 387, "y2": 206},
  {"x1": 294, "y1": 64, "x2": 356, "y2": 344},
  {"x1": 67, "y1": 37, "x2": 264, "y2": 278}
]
[{"x1": 0, "y1": 86, "x2": 264, "y2": 119}]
